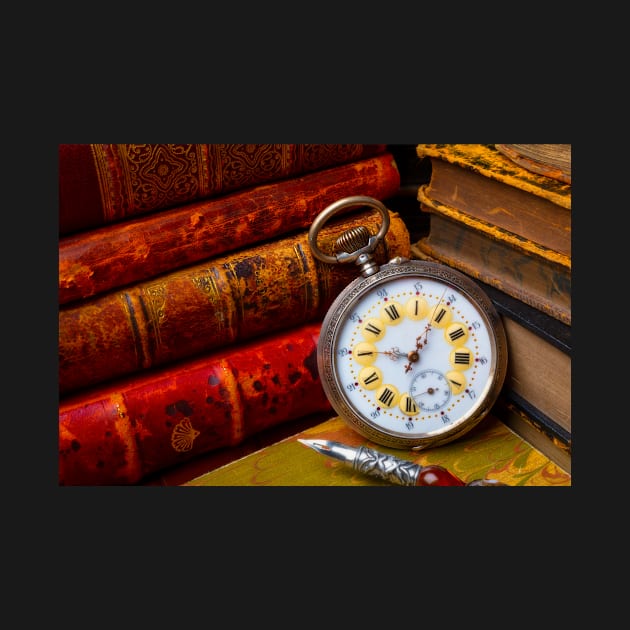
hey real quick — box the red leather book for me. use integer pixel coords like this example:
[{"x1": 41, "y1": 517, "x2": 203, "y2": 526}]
[
  {"x1": 59, "y1": 322, "x2": 333, "y2": 485},
  {"x1": 59, "y1": 208, "x2": 410, "y2": 395},
  {"x1": 59, "y1": 152, "x2": 400, "y2": 305},
  {"x1": 58, "y1": 144, "x2": 387, "y2": 235}
]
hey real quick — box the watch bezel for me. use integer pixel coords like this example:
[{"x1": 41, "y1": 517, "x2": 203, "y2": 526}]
[{"x1": 317, "y1": 258, "x2": 508, "y2": 450}]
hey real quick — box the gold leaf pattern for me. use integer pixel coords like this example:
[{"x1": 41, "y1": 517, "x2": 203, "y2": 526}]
[
  {"x1": 92, "y1": 144, "x2": 206, "y2": 221},
  {"x1": 171, "y1": 417, "x2": 200, "y2": 452},
  {"x1": 144, "y1": 282, "x2": 168, "y2": 346}
]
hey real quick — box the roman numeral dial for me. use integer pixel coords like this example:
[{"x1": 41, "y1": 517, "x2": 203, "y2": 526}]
[{"x1": 348, "y1": 288, "x2": 480, "y2": 422}]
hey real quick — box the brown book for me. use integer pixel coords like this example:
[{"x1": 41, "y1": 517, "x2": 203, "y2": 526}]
[
  {"x1": 502, "y1": 310, "x2": 571, "y2": 434},
  {"x1": 59, "y1": 153, "x2": 400, "y2": 305},
  {"x1": 493, "y1": 397, "x2": 570, "y2": 474},
  {"x1": 59, "y1": 322, "x2": 333, "y2": 485},
  {"x1": 495, "y1": 144, "x2": 571, "y2": 184},
  {"x1": 478, "y1": 280, "x2": 571, "y2": 442},
  {"x1": 59, "y1": 144, "x2": 387, "y2": 235},
  {"x1": 59, "y1": 209, "x2": 411, "y2": 395},
  {"x1": 416, "y1": 144, "x2": 571, "y2": 256},
  {"x1": 416, "y1": 144, "x2": 570, "y2": 205},
  {"x1": 411, "y1": 197, "x2": 571, "y2": 325}
]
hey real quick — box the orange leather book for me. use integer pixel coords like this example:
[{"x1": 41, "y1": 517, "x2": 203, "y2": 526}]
[
  {"x1": 59, "y1": 152, "x2": 400, "y2": 305},
  {"x1": 59, "y1": 322, "x2": 333, "y2": 485},
  {"x1": 59, "y1": 209, "x2": 411, "y2": 395},
  {"x1": 58, "y1": 144, "x2": 387, "y2": 235}
]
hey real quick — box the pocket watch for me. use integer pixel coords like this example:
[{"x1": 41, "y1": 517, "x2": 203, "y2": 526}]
[{"x1": 308, "y1": 195, "x2": 508, "y2": 451}]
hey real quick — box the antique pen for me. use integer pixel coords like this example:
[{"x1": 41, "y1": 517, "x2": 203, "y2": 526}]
[{"x1": 298, "y1": 439, "x2": 508, "y2": 486}]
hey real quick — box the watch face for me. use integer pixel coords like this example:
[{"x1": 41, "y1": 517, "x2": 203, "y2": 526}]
[{"x1": 318, "y1": 259, "x2": 508, "y2": 449}]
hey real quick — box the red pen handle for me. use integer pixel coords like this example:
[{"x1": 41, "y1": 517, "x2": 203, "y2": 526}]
[{"x1": 415, "y1": 464, "x2": 466, "y2": 486}]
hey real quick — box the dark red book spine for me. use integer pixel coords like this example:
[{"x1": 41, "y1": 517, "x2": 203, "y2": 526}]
[
  {"x1": 58, "y1": 152, "x2": 400, "y2": 305},
  {"x1": 58, "y1": 144, "x2": 387, "y2": 235},
  {"x1": 59, "y1": 322, "x2": 332, "y2": 485}
]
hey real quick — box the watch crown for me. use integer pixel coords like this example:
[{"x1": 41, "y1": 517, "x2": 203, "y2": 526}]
[{"x1": 334, "y1": 226, "x2": 371, "y2": 255}]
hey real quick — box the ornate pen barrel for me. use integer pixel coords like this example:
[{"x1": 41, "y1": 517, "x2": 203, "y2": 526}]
[{"x1": 353, "y1": 445, "x2": 465, "y2": 486}]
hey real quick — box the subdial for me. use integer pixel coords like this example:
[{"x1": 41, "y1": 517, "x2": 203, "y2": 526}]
[{"x1": 409, "y1": 369, "x2": 451, "y2": 411}]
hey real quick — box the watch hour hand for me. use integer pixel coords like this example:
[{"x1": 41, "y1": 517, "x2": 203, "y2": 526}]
[{"x1": 404, "y1": 325, "x2": 432, "y2": 372}]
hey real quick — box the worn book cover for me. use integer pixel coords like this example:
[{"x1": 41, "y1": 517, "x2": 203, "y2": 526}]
[
  {"x1": 59, "y1": 322, "x2": 333, "y2": 485},
  {"x1": 59, "y1": 153, "x2": 401, "y2": 305},
  {"x1": 417, "y1": 147, "x2": 570, "y2": 256},
  {"x1": 416, "y1": 144, "x2": 571, "y2": 207},
  {"x1": 493, "y1": 396, "x2": 570, "y2": 474},
  {"x1": 411, "y1": 198, "x2": 571, "y2": 326},
  {"x1": 59, "y1": 144, "x2": 387, "y2": 235},
  {"x1": 184, "y1": 414, "x2": 571, "y2": 486},
  {"x1": 495, "y1": 144, "x2": 571, "y2": 184},
  {"x1": 479, "y1": 280, "x2": 571, "y2": 436},
  {"x1": 59, "y1": 209, "x2": 410, "y2": 395}
]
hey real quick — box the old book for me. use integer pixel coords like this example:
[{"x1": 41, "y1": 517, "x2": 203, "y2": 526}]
[
  {"x1": 142, "y1": 410, "x2": 334, "y2": 486},
  {"x1": 411, "y1": 199, "x2": 571, "y2": 325},
  {"x1": 495, "y1": 144, "x2": 571, "y2": 184},
  {"x1": 59, "y1": 144, "x2": 387, "y2": 235},
  {"x1": 59, "y1": 152, "x2": 400, "y2": 305},
  {"x1": 416, "y1": 144, "x2": 571, "y2": 256},
  {"x1": 493, "y1": 396, "x2": 571, "y2": 475},
  {"x1": 59, "y1": 208, "x2": 410, "y2": 395},
  {"x1": 59, "y1": 321, "x2": 333, "y2": 485},
  {"x1": 416, "y1": 144, "x2": 570, "y2": 206},
  {"x1": 183, "y1": 413, "x2": 571, "y2": 486},
  {"x1": 479, "y1": 280, "x2": 571, "y2": 438}
]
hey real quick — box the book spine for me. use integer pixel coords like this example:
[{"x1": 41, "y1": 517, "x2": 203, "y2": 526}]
[
  {"x1": 415, "y1": 144, "x2": 571, "y2": 208},
  {"x1": 462, "y1": 279, "x2": 571, "y2": 437},
  {"x1": 59, "y1": 209, "x2": 410, "y2": 395},
  {"x1": 477, "y1": 279, "x2": 571, "y2": 354},
  {"x1": 411, "y1": 241, "x2": 571, "y2": 326},
  {"x1": 419, "y1": 158, "x2": 571, "y2": 257},
  {"x1": 493, "y1": 395, "x2": 571, "y2": 474},
  {"x1": 59, "y1": 322, "x2": 333, "y2": 485},
  {"x1": 500, "y1": 392, "x2": 571, "y2": 452},
  {"x1": 411, "y1": 194, "x2": 571, "y2": 326},
  {"x1": 417, "y1": 188, "x2": 571, "y2": 268},
  {"x1": 59, "y1": 144, "x2": 387, "y2": 235},
  {"x1": 59, "y1": 153, "x2": 401, "y2": 305}
]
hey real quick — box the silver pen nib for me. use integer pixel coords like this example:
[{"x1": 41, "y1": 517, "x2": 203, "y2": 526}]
[{"x1": 297, "y1": 439, "x2": 359, "y2": 464}]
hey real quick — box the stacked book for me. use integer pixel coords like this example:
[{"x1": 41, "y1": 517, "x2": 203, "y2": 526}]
[
  {"x1": 411, "y1": 144, "x2": 571, "y2": 472},
  {"x1": 58, "y1": 144, "x2": 410, "y2": 485},
  {"x1": 183, "y1": 413, "x2": 571, "y2": 486}
]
